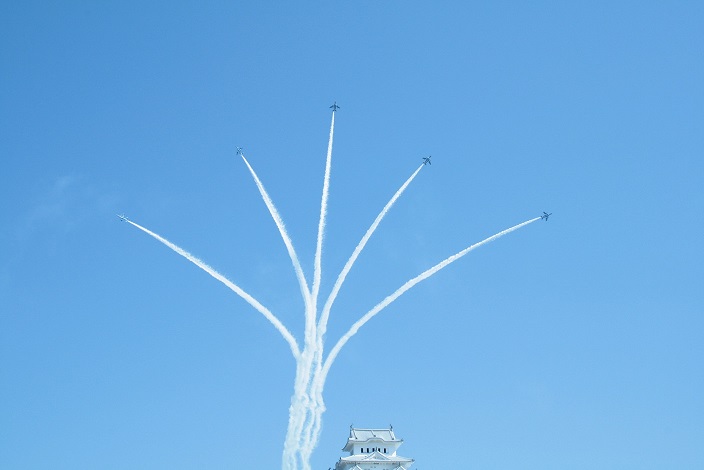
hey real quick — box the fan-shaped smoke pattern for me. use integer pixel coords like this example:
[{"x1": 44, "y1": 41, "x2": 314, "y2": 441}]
[
  {"x1": 122, "y1": 109, "x2": 543, "y2": 470},
  {"x1": 125, "y1": 219, "x2": 300, "y2": 358}
]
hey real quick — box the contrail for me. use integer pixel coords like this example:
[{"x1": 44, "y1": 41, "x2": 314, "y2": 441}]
[
  {"x1": 285, "y1": 356, "x2": 315, "y2": 470},
  {"x1": 124, "y1": 218, "x2": 301, "y2": 359},
  {"x1": 294, "y1": 110, "x2": 336, "y2": 464},
  {"x1": 241, "y1": 151, "x2": 318, "y2": 466},
  {"x1": 312, "y1": 111, "x2": 335, "y2": 306},
  {"x1": 240, "y1": 154, "x2": 313, "y2": 312},
  {"x1": 294, "y1": 109, "x2": 337, "y2": 463},
  {"x1": 123, "y1": 108, "x2": 547, "y2": 470},
  {"x1": 321, "y1": 216, "x2": 541, "y2": 380},
  {"x1": 298, "y1": 165, "x2": 427, "y2": 461},
  {"x1": 317, "y1": 164, "x2": 424, "y2": 334}
]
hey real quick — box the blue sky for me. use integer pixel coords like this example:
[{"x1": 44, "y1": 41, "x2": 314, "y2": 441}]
[{"x1": 1, "y1": 1, "x2": 702, "y2": 469}]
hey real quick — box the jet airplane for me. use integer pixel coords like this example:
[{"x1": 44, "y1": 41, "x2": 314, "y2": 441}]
[
  {"x1": 330, "y1": 102, "x2": 340, "y2": 111},
  {"x1": 422, "y1": 156, "x2": 432, "y2": 165},
  {"x1": 117, "y1": 214, "x2": 129, "y2": 222},
  {"x1": 236, "y1": 147, "x2": 243, "y2": 155},
  {"x1": 541, "y1": 212, "x2": 552, "y2": 221}
]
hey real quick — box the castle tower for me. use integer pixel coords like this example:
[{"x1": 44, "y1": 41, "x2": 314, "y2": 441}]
[{"x1": 334, "y1": 426, "x2": 414, "y2": 470}]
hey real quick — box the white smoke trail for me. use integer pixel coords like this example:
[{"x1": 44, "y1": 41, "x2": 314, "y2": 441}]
[
  {"x1": 124, "y1": 218, "x2": 301, "y2": 359},
  {"x1": 321, "y1": 216, "x2": 541, "y2": 380},
  {"x1": 299, "y1": 365, "x2": 324, "y2": 465},
  {"x1": 240, "y1": 154, "x2": 312, "y2": 311},
  {"x1": 296, "y1": 110, "x2": 336, "y2": 465},
  {"x1": 123, "y1": 112, "x2": 545, "y2": 470},
  {"x1": 240, "y1": 150, "x2": 318, "y2": 468},
  {"x1": 284, "y1": 354, "x2": 315, "y2": 470},
  {"x1": 296, "y1": 164, "x2": 426, "y2": 461},
  {"x1": 284, "y1": 344, "x2": 320, "y2": 469},
  {"x1": 239, "y1": 149, "x2": 330, "y2": 470},
  {"x1": 317, "y1": 164, "x2": 424, "y2": 333},
  {"x1": 312, "y1": 110, "x2": 335, "y2": 306}
]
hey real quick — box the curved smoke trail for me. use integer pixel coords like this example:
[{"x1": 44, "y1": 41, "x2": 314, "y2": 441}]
[
  {"x1": 296, "y1": 109, "x2": 336, "y2": 468},
  {"x1": 124, "y1": 219, "x2": 301, "y2": 359},
  {"x1": 240, "y1": 155, "x2": 312, "y2": 311},
  {"x1": 123, "y1": 109, "x2": 547, "y2": 470},
  {"x1": 240, "y1": 152, "x2": 318, "y2": 468},
  {"x1": 297, "y1": 164, "x2": 427, "y2": 460},
  {"x1": 321, "y1": 216, "x2": 541, "y2": 380},
  {"x1": 317, "y1": 164, "x2": 424, "y2": 334}
]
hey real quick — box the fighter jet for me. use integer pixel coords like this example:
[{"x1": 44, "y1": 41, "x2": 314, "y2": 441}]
[
  {"x1": 541, "y1": 212, "x2": 552, "y2": 221},
  {"x1": 117, "y1": 214, "x2": 129, "y2": 222},
  {"x1": 422, "y1": 156, "x2": 432, "y2": 165},
  {"x1": 330, "y1": 102, "x2": 340, "y2": 111}
]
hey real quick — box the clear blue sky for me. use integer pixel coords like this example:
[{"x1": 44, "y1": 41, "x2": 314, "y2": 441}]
[{"x1": 1, "y1": 1, "x2": 702, "y2": 469}]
